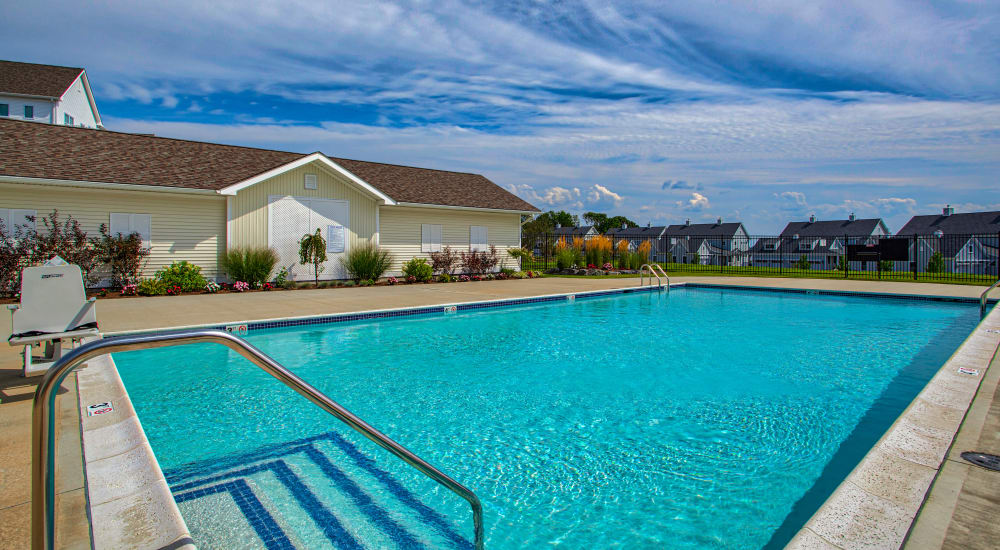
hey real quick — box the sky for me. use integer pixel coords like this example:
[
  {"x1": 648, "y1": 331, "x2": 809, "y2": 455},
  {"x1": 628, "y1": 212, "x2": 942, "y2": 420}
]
[{"x1": 3, "y1": 0, "x2": 999, "y2": 233}]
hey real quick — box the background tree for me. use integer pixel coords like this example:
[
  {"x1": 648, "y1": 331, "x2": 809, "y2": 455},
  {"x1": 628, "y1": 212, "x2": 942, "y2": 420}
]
[
  {"x1": 583, "y1": 212, "x2": 638, "y2": 233},
  {"x1": 926, "y1": 251, "x2": 945, "y2": 273},
  {"x1": 795, "y1": 255, "x2": 811, "y2": 270},
  {"x1": 299, "y1": 229, "x2": 327, "y2": 287}
]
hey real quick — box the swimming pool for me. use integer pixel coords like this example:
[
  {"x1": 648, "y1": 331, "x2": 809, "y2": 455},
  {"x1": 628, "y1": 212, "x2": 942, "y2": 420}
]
[{"x1": 113, "y1": 286, "x2": 980, "y2": 549}]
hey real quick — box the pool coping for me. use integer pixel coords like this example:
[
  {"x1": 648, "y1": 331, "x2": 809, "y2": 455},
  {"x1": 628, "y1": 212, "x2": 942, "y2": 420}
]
[{"x1": 76, "y1": 281, "x2": 998, "y2": 549}]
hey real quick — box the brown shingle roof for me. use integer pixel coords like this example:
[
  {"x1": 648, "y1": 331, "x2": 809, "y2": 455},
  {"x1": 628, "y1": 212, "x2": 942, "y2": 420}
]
[
  {"x1": 0, "y1": 60, "x2": 84, "y2": 98},
  {"x1": 0, "y1": 118, "x2": 539, "y2": 211},
  {"x1": 330, "y1": 157, "x2": 538, "y2": 211}
]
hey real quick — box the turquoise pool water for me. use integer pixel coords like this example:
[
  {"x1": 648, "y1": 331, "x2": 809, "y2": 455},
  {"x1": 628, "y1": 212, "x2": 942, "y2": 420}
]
[{"x1": 114, "y1": 287, "x2": 980, "y2": 549}]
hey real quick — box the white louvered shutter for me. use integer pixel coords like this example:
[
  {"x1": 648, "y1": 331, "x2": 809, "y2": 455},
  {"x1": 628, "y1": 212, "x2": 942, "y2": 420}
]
[
  {"x1": 470, "y1": 226, "x2": 487, "y2": 251},
  {"x1": 421, "y1": 224, "x2": 433, "y2": 252},
  {"x1": 133, "y1": 214, "x2": 152, "y2": 249},
  {"x1": 109, "y1": 213, "x2": 131, "y2": 237}
]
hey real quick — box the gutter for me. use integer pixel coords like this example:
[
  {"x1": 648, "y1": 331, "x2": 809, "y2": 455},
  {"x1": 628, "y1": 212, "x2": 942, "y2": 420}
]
[
  {"x1": 391, "y1": 201, "x2": 539, "y2": 215},
  {"x1": 0, "y1": 175, "x2": 221, "y2": 196}
]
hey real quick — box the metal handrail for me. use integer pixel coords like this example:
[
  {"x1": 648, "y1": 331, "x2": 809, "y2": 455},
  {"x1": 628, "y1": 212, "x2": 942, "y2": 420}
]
[
  {"x1": 982, "y1": 278, "x2": 1000, "y2": 318},
  {"x1": 639, "y1": 264, "x2": 669, "y2": 291},
  {"x1": 32, "y1": 329, "x2": 484, "y2": 550},
  {"x1": 651, "y1": 264, "x2": 670, "y2": 291}
]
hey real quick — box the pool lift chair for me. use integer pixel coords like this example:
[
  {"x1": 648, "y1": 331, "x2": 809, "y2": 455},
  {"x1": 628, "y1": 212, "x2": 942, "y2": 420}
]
[{"x1": 7, "y1": 258, "x2": 98, "y2": 377}]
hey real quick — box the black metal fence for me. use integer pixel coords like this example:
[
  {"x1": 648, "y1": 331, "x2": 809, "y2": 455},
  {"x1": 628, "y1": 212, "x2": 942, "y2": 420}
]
[{"x1": 520, "y1": 232, "x2": 1000, "y2": 284}]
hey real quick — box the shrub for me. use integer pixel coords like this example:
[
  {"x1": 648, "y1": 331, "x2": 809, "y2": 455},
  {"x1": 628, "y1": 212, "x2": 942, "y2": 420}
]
[
  {"x1": 458, "y1": 274, "x2": 470, "y2": 282},
  {"x1": 795, "y1": 255, "x2": 811, "y2": 270},
  {"x1": 429, "y1": 246, "x2": 460, "y2": 275},
  {"x1": 387, "y1": 276, "x2": 399, "y2": 285},
  {"x1": 0, "y1": 219, "x2": 31, "y2": 296},
  {"x1": 511, "y1": 271, "x2": 525, "y2": 279},
  {"x1": 156, "y1": 261, "x2": 206, "y2": 292},
  {"x1": 359, "y1": 279, "x2": 374, "y2": 287},
  {"x1": 506, "y1": 247, "x2": 531, "y2": 270},
  {"x1": 136, "y1": 278, "x2": 166, "y2": 296},
  {"x1": 340, "y1": 242, "x2": 394, "y2": 282},
  {"x1": 836, "y1": 256, "x2": 848, "y2": 271},
  {"x1": 585, "y1": 235, "x2": 612, "y2": 268},
  {"x1": 232, "y1": 281, "x2": 250, "y2": 292},
  {"x1": 273, "y1": 266, "x2": 289, "y2": 287},
  {"x1": 927, "y1": 251, "x2": 945, "y2": 273},
  {"x1": 878, "y1": 259, "x2": 894, "y2": 273},
  {"x1": 165, "y1": 285, "x2": 183, "y2": 296},
  {"x1": 500, "y1": 267, "x2": 515, "y2": 276},
  {"x1": 402, "y1": 258, "x2": 433, "y2": 282},
  {"x1": 93, "y1": 225, "x2": 151, "y2": 289},
  {"x1": 299, "y1": 229, "x2": 327, "y2": 286},
  {"x1": 221, "y1": 247, "x2": 279, "y2": 288},
  {"x1": 602, "y1": 262, "x2": 613, "y2": 271},
  {"x1": 121, "y1": 283, "x2": 137, "y2": 296},
  {"x1": 556, "y1": 248, "x2": 578, "y2": 270},
  {"x1": 26, "y1": 210, "x2": 100, "y2": 286},
  {"x1": 204, "y1": 281, "x2": 221, "y2": 293},
  {"x1": 438, "y1": 273, "x2": 454, "y2": 283},
  {"x1": 461, "y1": 246, "x2": 500, "y2": 274}
]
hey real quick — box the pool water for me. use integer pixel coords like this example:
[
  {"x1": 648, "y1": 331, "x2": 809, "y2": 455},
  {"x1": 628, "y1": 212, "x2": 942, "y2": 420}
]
[{"x1": 114, "y1": 287, "x2": 980, "y2": 549}]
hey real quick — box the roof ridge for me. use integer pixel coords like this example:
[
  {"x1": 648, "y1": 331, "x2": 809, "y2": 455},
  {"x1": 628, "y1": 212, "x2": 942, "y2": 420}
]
[
  {"x1": 0, "y1": 118, "x2": 307, "y2": 157},
  {"x1": 0, "y1": 59, "x2": 84, "y2": 72}
]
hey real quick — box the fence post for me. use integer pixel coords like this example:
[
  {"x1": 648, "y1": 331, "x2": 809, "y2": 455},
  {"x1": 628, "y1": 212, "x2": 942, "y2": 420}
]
[
  {"x1": 912, "y1": 234, "x2": 918, "y2": 281},
  {"x1": 844, "y1": 234, "x2": 849, "y2": 279}
]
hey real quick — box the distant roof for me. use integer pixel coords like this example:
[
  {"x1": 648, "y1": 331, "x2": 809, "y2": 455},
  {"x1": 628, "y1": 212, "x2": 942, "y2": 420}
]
[
  {"x1": 552, "y1": 225, "x2": 595, "y2": 236},
  {"x1": 0, "y1": 60, "x2": 83, "y2": 98},
  {"x1": 896, "y1": 211, "x2": 1000, "y2": 236},
  {"x1": 0, "y1": 118, "x2": 538, "y2": 212},
  {"x1": 665, "y1": 222, "x2": 744, "y2": 236},
  {"x1": 780, "y1": 218, "x2": 885, "y2": 237},
  {"x1": 607, "y1": 225, "x2": 665, "y2": 237}
]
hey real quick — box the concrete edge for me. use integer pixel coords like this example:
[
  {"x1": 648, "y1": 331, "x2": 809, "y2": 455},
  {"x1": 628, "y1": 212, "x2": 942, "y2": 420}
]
[
  {"x1": 786, "y1": 304, "x2": 1000, "y2": 550},
  {"x1": 76, "y1": 346, "x2": 194, "y2": 550}
]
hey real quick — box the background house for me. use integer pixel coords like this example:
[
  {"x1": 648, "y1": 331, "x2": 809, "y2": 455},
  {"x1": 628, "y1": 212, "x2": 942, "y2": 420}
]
[
  {"x1": 607, "y1": 224, "x2": 667, "y2": 261},
  {"x1": 0, "y1": 119, "x2": 538, "y2": 282},
  {"x1": 749, "y1": 214, "x2": 889, "y2": 270},
  {"x1": 552, "y1": 225, "x2": 597, "y2": 242},
  {"x1": 664, "y1": 218, "x2": 749, "y2": 265},
  {"x1": 0, "y1": 60, "x2": 102, "y2": 128},
  {"x1": 895, "y1": 206, "x2": 999, "y2": 274}
]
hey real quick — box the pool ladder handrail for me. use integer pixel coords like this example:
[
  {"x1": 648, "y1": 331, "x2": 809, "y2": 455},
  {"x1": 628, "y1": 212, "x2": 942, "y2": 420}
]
[
  {"x1": 982, "y1": 278, "x2": 1000, "y2": 318},
  {"x1": 639, "y1": 263, "x2": 669, "y2": 291},
  {"x1": 31, "y1": 329, "x2": 485, "y2": 550}
]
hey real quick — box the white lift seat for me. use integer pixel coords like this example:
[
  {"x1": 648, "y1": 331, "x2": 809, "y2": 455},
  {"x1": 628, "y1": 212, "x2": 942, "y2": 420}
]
[{"x1": 7, "y1": 263, "x2": 98, "y2": 376}]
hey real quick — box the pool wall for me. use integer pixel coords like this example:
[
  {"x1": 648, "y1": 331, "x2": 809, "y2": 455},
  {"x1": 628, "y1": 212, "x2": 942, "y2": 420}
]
[
  {"x1": 75, "y1": 282, "x2": 998, "y2": 549},
  {"x1": 787, "y1": 303, "x2": 1000, "y2": 549}
]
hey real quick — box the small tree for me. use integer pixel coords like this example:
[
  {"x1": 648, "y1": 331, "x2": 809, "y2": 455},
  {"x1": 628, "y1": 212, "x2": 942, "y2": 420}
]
[
  {"x1": 506, "y1": 247, "x2": 531, "y2": 270},
  {"x1": 0, "y1": 220, "x2": 32, "y2": 296},
  {"x1": 430, "y1": 246, "x2": 460, "y2": 275},
  {"x1": 26, "y1": 210, "x2": 100, "y2": 286},
  {"x1": 795, "y1": 255, "x2": 811, "y2": 270},
  {"x1": 92, "y1": 225, "x2": 150, "y2": 289},
  {"x1": 299, "y1": 229, "x2": 327, "y2": 286},
  {"x1": 878, "y1": 259, "x2": 894, "y2": 273},
  {"x1": 692, "y1": 252, "x2": 701, "y2": 265},
  {"x1": 926, "y1": 251, "x2": 945, "y2": 273},
  {"x1": 836, "y1": 256, "x2": 848, "y2": 272}
]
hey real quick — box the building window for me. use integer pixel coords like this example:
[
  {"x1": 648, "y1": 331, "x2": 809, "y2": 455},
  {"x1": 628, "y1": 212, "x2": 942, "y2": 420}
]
[
  {"x1": 421, "y1": 224, "x2": 442, "y2": 253},
  {"x1": 64, "y1": 114, "x2": 74, "y2": 125},
  {"x1": 470, "y1": 225, "x2": 488, "y2": 252},
  {"x1": 0, "y1": 209, "x2": 37, "y2": 235},
  {"x1": 0, "y1": 104, "x2": 8, "y2": 117},
  {"x1": 109, "y1": 213, "x2": 152, "y2": 249},
  {"x1": 24, "y1": 105, "x2": 33, "y2": 119}
]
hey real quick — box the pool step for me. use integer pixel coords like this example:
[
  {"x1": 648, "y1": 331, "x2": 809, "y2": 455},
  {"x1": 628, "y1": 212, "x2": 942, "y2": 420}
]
[{"x1": 163, "y1": 432, "x2": 472, "y2": 550}]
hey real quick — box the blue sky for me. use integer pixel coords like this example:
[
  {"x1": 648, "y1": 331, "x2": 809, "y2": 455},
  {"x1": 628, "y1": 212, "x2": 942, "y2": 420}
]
[{"x1": 4, "y1": 0, "x2": 999, "y2": 232}]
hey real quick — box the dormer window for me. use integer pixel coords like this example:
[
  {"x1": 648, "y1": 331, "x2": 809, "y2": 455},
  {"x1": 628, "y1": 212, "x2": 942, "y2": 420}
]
[
  {"x1": 763, "y1": 241, "x2": 779, "y2": 251},
  {"x1": 799, "y1": 240, "x2": 817, "y2": 251},
  {"x1": 24, "y1": 105, "x2": 33, "y2": 119}
]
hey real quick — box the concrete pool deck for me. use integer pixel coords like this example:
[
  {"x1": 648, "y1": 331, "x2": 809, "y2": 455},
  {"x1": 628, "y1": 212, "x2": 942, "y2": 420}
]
[{"x1": 0, "y1": 275, "x2": 996, "y2": 549}]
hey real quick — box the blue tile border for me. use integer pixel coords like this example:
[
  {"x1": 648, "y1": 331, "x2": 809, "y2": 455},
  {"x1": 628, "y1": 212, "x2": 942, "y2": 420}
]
[{"x1": 681, "y1": 282, "x2": 997, "y2": 305}]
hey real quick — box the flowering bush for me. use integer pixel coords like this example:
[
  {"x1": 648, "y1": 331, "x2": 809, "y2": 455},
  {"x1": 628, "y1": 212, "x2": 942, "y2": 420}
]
[
  {"x1": 121, "y1": 283, "x2": 137, "y2": 296},
  {"x1": 204, "y1": 281, "x2": 220, "y2": 293},
  {"x1": 496, "y1": 272, "x2": 508, "y2": 280},
  {"x1": 471, "y1": 274, "x2": 482, "y2": 281},
  {"x1": 526, "y1": 270, "x2": 537, "y2": 278},
  {"x1": 165, "y1": 285, "x2": 183, "y2": 296},
  {"x1": 232, "y1": 281, "x2": 250, "y2": 292},
  {"x1": 406, "y1": 275, "x2": 417, "y2": 284},
  {"x1": 387, "y1": 276, "x2": 398, "y2": 285},
  {"x1": 261, "y1": 282, "x2": 273, "y2": 291},
  {"x1": 587, "y1": 263, "x2": 596, "y2": 269},
  {"x1": 602, "y1": 262, "x2": 613, "y2": 271},
  {"x1": 459, "y1": 274, "x2": 470, "y2": 282}
]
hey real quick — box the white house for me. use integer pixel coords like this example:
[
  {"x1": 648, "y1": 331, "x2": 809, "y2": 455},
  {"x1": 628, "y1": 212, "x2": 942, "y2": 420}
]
[{"x1": 0, "y1": 59, "x2": 102, "y2": 128}]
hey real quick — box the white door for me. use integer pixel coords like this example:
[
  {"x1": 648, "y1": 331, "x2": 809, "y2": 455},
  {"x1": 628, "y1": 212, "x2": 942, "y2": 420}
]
[{"x1": 268, "y1": 196, "x2": 350, "y2": 281}]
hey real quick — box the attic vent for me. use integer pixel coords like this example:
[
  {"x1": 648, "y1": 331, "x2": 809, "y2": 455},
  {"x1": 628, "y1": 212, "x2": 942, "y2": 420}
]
[{"x1": 304, "y1": 173, "x2": 318, "y2": 190}]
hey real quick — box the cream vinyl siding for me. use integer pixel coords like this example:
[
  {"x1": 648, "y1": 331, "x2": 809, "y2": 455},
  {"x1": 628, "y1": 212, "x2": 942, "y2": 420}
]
[
  {"x1": 0, "y1": 181, "x2": 225, "y2": 279},
  {"x1": 380, "y1": 206, "x2": 521, "y2": 273},
  {"x1": 228, "y1": 163, "x2": 377, "y2": 251}
]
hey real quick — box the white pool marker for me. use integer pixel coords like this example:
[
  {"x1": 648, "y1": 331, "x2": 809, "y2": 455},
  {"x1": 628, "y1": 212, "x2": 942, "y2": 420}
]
[
  {"x1": 444, "y1": 306, "x2": 457, "y2": 314},
  {"x1": 958, "y1": 367, "x2": 980, "y2": 376},
  {"x1": 225, "y1": 324, "x2": 249, "y2": 336},
  {"x1": 86, "y1": 402, "x2": 113, "y2": 416},
  {"x1": 567, "y1": 294, "x2": 576, "y2": 301},
  {"x1": 985, "y1": 329, "x2": 1000, "y2": 334}
]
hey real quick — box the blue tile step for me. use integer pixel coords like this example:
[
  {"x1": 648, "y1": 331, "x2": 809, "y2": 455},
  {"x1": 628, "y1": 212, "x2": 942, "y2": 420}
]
[{"x1": 163, "y1": 432, "x2": 473, "y2": 550}]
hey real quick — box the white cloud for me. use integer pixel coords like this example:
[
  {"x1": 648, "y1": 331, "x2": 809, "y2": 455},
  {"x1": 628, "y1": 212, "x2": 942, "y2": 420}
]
[
  {"x1": 677, "y1": 192, "x2": 710, "y2": 211},
  {"x1": 775, "y1": 191, "x2": 808, "y2": 207},
  {"x1": 586, "y1": 184, "x2": 624, "y2": 208}
]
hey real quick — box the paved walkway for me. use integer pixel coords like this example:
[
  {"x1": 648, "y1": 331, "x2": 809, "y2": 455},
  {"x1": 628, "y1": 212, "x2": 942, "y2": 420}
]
[{"x1": 0, "y1": 276, "x2": 995, "y2": 549}]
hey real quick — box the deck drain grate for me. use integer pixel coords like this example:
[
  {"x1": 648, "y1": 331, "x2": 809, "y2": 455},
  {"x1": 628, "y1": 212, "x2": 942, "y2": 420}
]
[{"x1": 960, "y1": 452, "x2": 1000, "y2": 471}]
